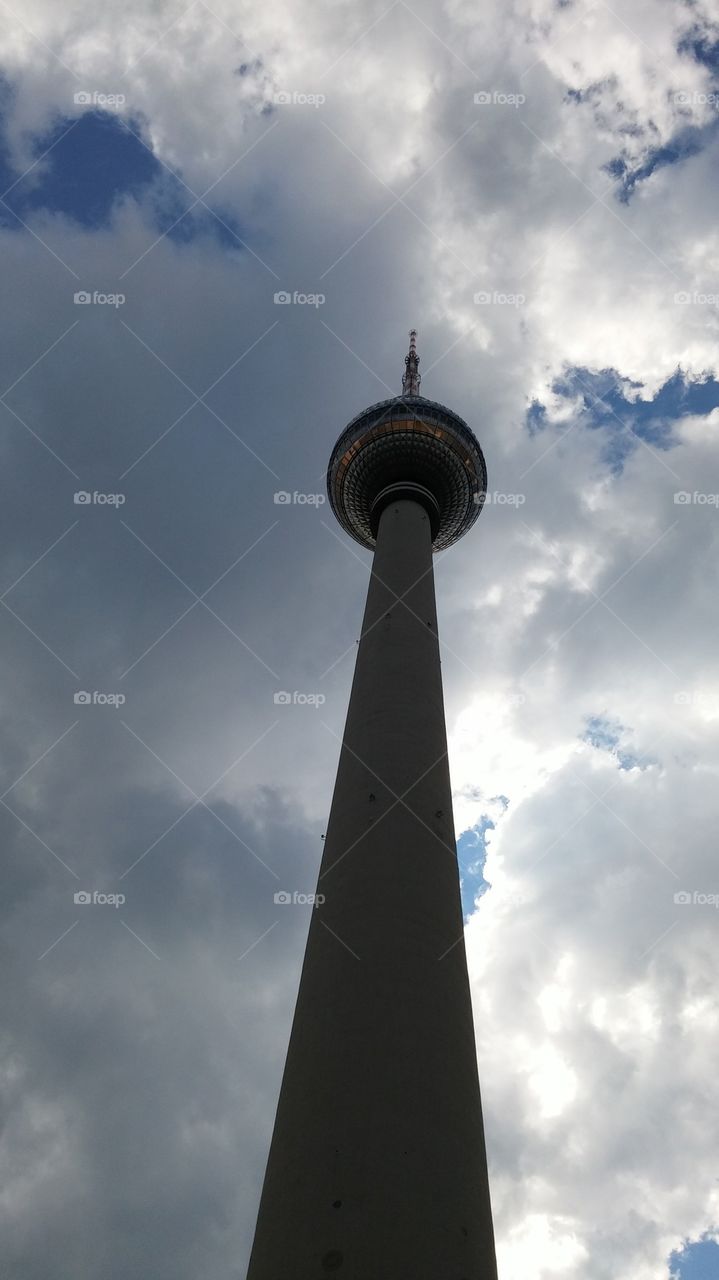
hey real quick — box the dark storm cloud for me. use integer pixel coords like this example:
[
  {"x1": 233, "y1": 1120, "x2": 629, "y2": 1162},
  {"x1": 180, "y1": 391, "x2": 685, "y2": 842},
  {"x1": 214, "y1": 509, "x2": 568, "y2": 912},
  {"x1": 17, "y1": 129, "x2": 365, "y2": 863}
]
[{"x1": 0, "y1": 776, "x2": 319, "y2": 1280}]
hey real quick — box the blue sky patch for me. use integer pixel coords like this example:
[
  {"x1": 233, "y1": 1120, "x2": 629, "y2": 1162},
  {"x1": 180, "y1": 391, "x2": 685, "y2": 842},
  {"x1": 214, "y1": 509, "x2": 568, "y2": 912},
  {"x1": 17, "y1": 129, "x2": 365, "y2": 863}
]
[
  {"x1": 604, "y1": 129, "x2": 706, "y2": 203},
  {"x1": 526, "y1": 398, "x2": 547, "y2": 435},
  {"x1": 563, "y1": 67, "x2": 718, "y2": 203},
  {"x1": 0, "y1": 110, "x2": 158, "y2": 229},
  {"x1": 582, "y1": 715, "x2": 651, "y2": 771},
  {"x1": 0, "y1": 108, "x2": 245, "y2": 249},
  {"x1": 457, "y1": 801, "x2": 508, "y2": 919},
  {"x1": 670, "y1": 1235, "x2": 719, "y2": 1280},
  {"x1": 525, "y1": 367, "x2": 719, "y2": 471},
  {"x1": 678, "y1": 24, "x2": 719, "y2": 72}
]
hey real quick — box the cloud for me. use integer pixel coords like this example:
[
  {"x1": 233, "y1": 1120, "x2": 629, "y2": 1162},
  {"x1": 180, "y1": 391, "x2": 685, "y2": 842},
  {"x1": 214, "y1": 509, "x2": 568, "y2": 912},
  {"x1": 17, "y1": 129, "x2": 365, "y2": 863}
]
[{"x1": 0, "y1": 1, "x2": 717, "y2": 1277}]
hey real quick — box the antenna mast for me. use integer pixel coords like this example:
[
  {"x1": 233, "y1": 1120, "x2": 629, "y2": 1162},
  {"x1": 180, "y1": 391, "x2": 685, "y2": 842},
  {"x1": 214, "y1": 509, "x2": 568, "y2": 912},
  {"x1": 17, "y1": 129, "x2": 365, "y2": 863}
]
[{"x1": 402, "y1": 328, "x2": 421, "y2": 396}]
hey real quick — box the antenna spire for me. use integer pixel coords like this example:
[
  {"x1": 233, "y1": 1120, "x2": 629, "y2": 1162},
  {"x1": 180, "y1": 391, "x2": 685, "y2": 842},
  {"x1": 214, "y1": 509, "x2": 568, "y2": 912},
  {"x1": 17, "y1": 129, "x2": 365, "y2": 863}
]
[{"x1": 402, "y1": 328, "x2": 421, "y2": 397}]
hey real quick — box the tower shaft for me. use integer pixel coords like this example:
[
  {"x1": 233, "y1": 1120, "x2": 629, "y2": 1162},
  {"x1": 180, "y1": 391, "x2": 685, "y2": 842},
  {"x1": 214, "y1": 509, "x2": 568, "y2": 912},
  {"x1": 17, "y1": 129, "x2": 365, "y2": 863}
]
[{"x1": 247, "y1": 498, "x2": 497, "y2": 1278}]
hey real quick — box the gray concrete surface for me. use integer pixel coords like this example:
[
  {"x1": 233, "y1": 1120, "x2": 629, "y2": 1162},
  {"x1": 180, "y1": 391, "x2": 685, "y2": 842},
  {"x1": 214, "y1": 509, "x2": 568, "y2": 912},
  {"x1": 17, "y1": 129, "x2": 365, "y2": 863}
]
[{"x1": 246, "y1": 498, "x2": 498, "y2": 1279}]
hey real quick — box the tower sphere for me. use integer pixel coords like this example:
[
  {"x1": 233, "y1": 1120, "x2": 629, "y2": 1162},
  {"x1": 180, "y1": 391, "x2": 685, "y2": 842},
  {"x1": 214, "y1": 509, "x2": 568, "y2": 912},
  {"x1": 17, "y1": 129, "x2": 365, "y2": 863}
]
[{"x1": 327, "y1": 331, "x2": 488, "y2": 552}]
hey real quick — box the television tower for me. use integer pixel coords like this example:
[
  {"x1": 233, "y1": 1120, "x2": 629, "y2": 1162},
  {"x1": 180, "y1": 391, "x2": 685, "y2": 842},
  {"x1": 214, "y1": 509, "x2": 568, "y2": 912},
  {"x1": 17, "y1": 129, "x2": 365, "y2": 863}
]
[{"x1": 246, "y1": 333, "x2": 496, "y2": 1278}]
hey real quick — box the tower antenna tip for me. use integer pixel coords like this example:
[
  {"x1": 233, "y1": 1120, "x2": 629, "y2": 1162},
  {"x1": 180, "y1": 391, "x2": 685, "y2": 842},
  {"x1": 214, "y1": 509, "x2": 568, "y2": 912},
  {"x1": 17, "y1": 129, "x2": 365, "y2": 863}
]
[{"x1": 402, "y1": 329, "x2": 421, "y2": 397}]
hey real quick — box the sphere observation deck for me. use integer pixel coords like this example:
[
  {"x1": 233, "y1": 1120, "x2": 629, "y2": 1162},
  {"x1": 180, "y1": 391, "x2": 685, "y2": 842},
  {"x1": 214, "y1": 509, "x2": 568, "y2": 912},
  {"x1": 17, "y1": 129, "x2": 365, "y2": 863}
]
[{"x1": 327, "y1": 332, "x2": 487, "y2": 552}]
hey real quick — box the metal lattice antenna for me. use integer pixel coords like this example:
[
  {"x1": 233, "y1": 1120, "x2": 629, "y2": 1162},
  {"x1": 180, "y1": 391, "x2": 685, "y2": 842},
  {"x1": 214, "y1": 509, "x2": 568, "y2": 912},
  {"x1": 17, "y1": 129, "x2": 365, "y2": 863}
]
[{"x1": 402, "y1": 328, "x2": 421, "y2": 396}]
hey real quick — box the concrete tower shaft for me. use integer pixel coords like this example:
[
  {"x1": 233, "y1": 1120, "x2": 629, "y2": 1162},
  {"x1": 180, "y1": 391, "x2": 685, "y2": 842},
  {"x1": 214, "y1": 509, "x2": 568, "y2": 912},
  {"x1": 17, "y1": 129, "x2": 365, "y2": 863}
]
[{"x1": 246, "y1": 498, "x2": 497, "y2": 1278}]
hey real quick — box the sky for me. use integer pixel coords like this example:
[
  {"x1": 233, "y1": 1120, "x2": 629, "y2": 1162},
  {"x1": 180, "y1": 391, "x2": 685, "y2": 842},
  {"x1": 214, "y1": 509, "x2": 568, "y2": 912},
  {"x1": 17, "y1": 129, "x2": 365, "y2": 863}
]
[{"x1": 0, "y1": 1, "x2": 718, "y2": 1277}]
